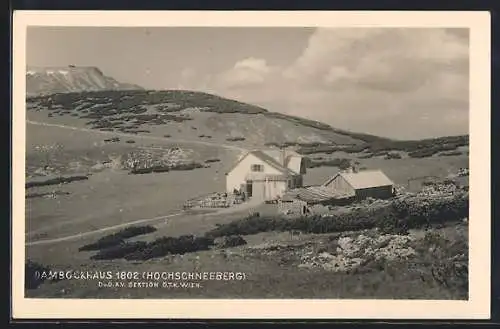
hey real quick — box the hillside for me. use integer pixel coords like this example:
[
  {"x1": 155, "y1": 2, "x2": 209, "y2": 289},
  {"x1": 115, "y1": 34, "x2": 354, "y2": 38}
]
[
  {"x1": 26, "y1": 89, "x2": 469, "y2": 157},
  {"x1": 26, "y1": 66, "x2": 143, "y2": 96}
]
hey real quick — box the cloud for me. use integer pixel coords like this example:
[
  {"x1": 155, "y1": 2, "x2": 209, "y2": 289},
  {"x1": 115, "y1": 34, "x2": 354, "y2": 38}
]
[
  {"x1": 183, "y1": 28, "x2": 469, "y2": 139},
  {"x1": 211, "y1": 57, "x2": 276, "y2": 90},
  {"x1": 284, "y1": 28, "x2": 468, "y2": 94}
]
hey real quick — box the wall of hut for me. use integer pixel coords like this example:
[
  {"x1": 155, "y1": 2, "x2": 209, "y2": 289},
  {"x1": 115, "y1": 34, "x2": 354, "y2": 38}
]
[
  {"x1": 323, "y1": 174, "x2": 355, "y2": 195},
  {"x1": 278, "y1": 199, "x2": 308, "y2": 215},
  {"x1": 354, "y1": 185, "x2": 394, "y2": 200},
  {"x1": 226, "y1": 153, "x2": 283, "y2": 193},
  {"x1": 314, "y1": 196, "x2": 356, "y2": 207}
]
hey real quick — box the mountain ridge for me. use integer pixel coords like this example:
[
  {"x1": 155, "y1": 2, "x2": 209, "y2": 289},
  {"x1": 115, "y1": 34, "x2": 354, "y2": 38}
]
[{"x1": 26, "y1": 66, "x2": 143, "y2": 96}]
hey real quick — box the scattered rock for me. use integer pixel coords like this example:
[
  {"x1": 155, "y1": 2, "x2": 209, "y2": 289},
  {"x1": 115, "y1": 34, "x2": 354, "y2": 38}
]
[{"x1": 292, "y1": 233, "x2": 418, "y2": 273}]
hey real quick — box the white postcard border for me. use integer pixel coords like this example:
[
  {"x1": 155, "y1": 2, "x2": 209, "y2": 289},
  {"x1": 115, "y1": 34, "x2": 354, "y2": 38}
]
[{"x1": 12, "y1": 10, "x2": 491, "y2": 319}]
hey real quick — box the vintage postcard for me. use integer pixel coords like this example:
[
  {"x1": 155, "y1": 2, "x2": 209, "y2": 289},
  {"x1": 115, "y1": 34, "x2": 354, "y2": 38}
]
[{"x1": 12, "y1": 11, "x2": 491, "y2": 319}]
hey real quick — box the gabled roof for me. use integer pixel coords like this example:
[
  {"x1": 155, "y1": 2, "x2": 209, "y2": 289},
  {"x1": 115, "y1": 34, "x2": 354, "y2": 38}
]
[
  {"x1": 283, "y1": 185, "x2": 355, "y2": 203},
  {"x1": 323, "y1": 170, "x2": 394, "y2": 190},
  {"x1": 226, "y1": 149, "x2": 302, "y2": 176}
]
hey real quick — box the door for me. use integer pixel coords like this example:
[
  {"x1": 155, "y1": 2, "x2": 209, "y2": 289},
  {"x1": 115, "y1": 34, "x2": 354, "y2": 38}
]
[{"x1": 246, "y1": 180, "x2": 253, "y2": 197}]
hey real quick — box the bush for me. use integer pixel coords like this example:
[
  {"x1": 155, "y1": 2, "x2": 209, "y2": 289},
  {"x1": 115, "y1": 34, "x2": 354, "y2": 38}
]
[
  {"x1": 408, "y1": 149, "x2": 439, "y2": 158},
  {"x1": 385, "y1": 152, "x2": 402, "y2": 160},
  {"x1": 215, "y1": 235, "x2": 247, "y2": 248},
  {"x1": 129, "y1": 167, "x2": 154, "y2": 175},
  {"x1": 129, "y1": 162, "x2": 204, "y2": 175},
  {"x1": 26, "y1": 175, "x2": 88, "y2": 188},
  {"x1": 91, "y1": 241, "x2": 148, "y2": 260},
  {"x1": 126, "y1": 140, "x2": 136, "y2": 144},
  {"x1": 151, "y1": 165, "x2": 171, "y2": 173},
  {"x1": 440, "y1": 151, "x2": 463, "y2": 156},
  {"x1": 205, "y1": 192, "x2": 469, "y2": 238},
  {"x1": 226, "y1": 137, "x2": 246, "y2": 142},
  {"x1": 305, "y1": 157, "x2": 351, "y2": 169},
  {"x1": 412, "y1": 231, "x2": 468, "y2": 297},
  {"x1": 376, "y1": 204, "x2": 409, "y2": 235},
  {"x1": 297, "y1": 145, "x2": 339, "y2": 155},
  {"x1": 115, "y1": 225, "x2": 158, "y2": 239},
  {"x1": 83, "y1": 233, "x2": 214, "y2": 261},
  {"x1": 79, "y1": 225, "x2": 157, "y2": 251},
  {"x1": 169, "y1": 162, "x2": 204, "y2": 171},
  {"x1": 25, "y1": 260, "x2": 52, "y2": 290},
  {"x1": 79, "y1": 235, "x2": 125, "y2": 251},
  {"x1": 205, "y1": 158, "x2": 221, "y2": 163},
  {"x1": 124, "y1": 235, "x2": 215, "y2": 261},
  {"x1": 104, "y1": 137, "x2": 120, "y2": 143}
]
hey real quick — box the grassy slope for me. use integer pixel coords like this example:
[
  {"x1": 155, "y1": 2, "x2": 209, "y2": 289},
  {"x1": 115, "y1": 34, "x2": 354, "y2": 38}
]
[
  {"x1": 26, "y1": 89, "x2": 469, "y2": 153},
  {"x1": 24, "y1": 89, "x2": 469, "y2": 299},
  {"x1": 26, "y1": 223, "x2": 467, "y2": 299}
]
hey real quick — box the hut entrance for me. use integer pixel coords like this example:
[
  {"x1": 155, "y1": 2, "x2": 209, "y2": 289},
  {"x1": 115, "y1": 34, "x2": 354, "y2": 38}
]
[{"x1": 245, "y1": 180, "x2": 253, "y2": 197}]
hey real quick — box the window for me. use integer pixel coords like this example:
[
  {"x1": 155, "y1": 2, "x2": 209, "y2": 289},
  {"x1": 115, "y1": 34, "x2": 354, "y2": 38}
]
[{"x1": 251, "y1": 164, "x2": 264, "y2": 172}]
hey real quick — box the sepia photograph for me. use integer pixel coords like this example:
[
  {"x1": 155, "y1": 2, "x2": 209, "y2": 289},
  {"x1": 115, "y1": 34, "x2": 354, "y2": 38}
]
[{"x1": 12, "y1": 11, "x2": 490, "y2": 319}]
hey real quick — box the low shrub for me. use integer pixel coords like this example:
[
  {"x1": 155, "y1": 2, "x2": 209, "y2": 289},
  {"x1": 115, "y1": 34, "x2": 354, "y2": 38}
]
[
  {"x1": 130, "y1": 167, "x2": 153, "y2": 175},
  {"x1": 25, "y1": 260, "x2": 53, "y2": 290},
  {"x1": 151, "y1": 165, "x2": 171, "y2": 173},
  {"x1": 169, "y1": 162, "x2": 204, "y2": 171},
  {"x1": 205, "y1": 192, "x2": 469, "y2": 238},
  {"x1": 79, "y1": 225, "x2": 157, "y2": 251},
  {"x1": 129, "y1": 162, "x2": 204, "y2": 174},
  {"x1": 26, "y1": 175, "x2": 88, "y2": 188},
  {"x1": 124, "y1": 235, "x2": 215, "y2": 261},
  {"x1": 126, "y1": 140, "x2": 136, "y2": 144},
  {"x1": 115, "y1": 225, "x2": 158, "y2": 239},
  {"x1": 226, "y1": 137, "x2": 246, "y2": 142},
  {"x1": 440, "y1": 151, "x2": 463, "y2": 156},
  {"x1": 215, "y1": 235, "x2": 247, "y2": 248},
  {"x1": 83, "y1": 230, "x2": 214, "y2": 261},
  {"x1": 305, "y1": 158, "x2": 351, "y2": 169},
  {"x1": 79, "y1": 235, "x2": 125, "y2": 251},
  {"x1": 104, "y1": 137, "x2": 120, "y2": 143},
  {"x1": 91, "y1": 241, "x2": 148, "y2": 260},
  {"x1": 205, "y1": 158, "x2": 221, "y2": 163},
  {"x1": 408, "y1": 149, "x2": 438, "y2": 158},
  {"x1": 411, "y1": 231, "x2": 469, "y2": 297},
  {"x1": 297, "y1": 145, "x2": 339, "y2": 155},
  {"x1": 385, "y1": 152, "x2": 402, "y2": 160}
]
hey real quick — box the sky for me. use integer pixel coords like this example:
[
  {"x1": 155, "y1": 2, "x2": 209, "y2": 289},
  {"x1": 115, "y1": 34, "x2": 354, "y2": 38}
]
[{"x1": 27, "y1": 27, "x2": 469, "y2": 139}]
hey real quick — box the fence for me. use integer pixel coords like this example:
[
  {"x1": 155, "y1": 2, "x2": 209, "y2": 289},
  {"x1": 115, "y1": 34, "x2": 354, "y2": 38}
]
[{"x1": 183, "y1": 193, "x2": 244, "y2": 210}]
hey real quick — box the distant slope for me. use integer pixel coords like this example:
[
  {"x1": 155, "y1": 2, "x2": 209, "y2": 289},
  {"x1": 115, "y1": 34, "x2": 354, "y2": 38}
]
[
  {"x1": 26, "y1": 66, "x2": 143, "y2": 96},
  {"x1": 26, "y1": 89, "x2": 469, "y2": 157}
]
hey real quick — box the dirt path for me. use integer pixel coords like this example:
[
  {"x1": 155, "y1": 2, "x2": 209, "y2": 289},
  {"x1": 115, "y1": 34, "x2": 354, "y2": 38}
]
[
  {"x1": 27, "y1": 120, "x2": 247, "y2": 152},
  {"x1": 26, "y1": 199, "x2": 263, "y2": 246},
  {"x1": 26, "y1": 213, "x2": 183, "y2": 246}
]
